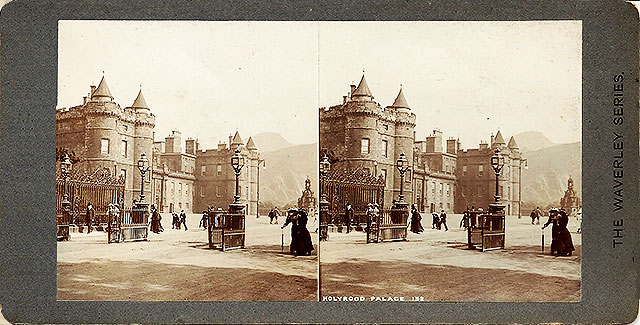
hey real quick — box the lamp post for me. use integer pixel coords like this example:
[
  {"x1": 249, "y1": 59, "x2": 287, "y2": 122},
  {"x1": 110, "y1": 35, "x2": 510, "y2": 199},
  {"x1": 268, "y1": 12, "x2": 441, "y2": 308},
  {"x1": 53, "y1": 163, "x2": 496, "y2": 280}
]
[
  {"x1": 396, "y1": 153, "x2": 409, "y2": 202},
  {"x1": 488, "y1": 148, "x2": 506, "y2": 217},
  {"x1": 58, "y1": 154, "x2": 73, "y2": 241},
  {"x1": 229, "y1": 149, "x2": 245, "y2": 214},
  {"x1": 319, "y1": 154, "x2": 330, "y2": 241},
  {"x1": 137, "y1": 153, "x2": 151, "y2": 204},
  {"x1": 490, "y1": 148, "x2": 505, "y2": 203},
  {"x1": 256, "y1": 159, "x2": 266, "y2": 218},
  {"x1": 518, "y1": 158, "x2": 528, "y2": 219}
]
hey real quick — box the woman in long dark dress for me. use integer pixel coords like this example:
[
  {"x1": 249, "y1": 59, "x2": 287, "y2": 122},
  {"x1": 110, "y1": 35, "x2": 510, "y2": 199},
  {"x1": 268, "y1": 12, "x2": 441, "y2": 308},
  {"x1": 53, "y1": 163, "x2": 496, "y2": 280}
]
[
  {"x1": 542, "y1": 209, "x2": 574, "y2": 256},
  {"x1": 282, "y1": 208, "x2": 314, "y2": 256},
  {"x1": 410, "y1": 204, "x2": 424, "y2": 234}
]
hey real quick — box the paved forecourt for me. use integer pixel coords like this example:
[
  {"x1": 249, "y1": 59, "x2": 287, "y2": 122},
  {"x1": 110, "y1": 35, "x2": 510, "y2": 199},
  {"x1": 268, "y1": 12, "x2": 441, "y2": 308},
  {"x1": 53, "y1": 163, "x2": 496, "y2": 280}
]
[
  {"x1": 320, "y1": 213, "x2": 581, "y2": 302},
  {"x1": 57, "y1": 213, "x2": 318, "y2": 301}
]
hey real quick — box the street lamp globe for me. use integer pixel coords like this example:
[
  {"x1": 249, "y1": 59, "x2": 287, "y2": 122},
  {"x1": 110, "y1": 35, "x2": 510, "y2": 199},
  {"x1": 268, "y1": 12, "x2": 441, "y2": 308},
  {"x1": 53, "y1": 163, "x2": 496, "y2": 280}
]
[
  {"x1": 491, "y1": 148, "x2": 505, "y2": 175},
  {"x1": 396, "y1": 152, "x2": 409, "y2": 175},
  {"x1": 231, "y1": 149, "x2": 245, "y2": 175},
  {"x1": 137, "y1": 153, "x2": 149, "y2": 175}
]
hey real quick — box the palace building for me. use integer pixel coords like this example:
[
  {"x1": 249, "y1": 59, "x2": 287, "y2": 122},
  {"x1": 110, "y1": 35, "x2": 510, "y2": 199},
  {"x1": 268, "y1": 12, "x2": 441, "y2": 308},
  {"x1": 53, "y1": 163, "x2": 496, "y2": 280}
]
[
  {"x1": 320, "y1": 74, "x2": 526, "y2": 215},
  {"x1": 192, "y1": 131, "x2": 260, "y2": 215},
  {"x1": 413, "y1": 130, "x2": 459, "y2": 213},
  {"x1": 56, "y1": 75, "x2": 155, "y2": 205},
  {"x1": 320, "y1": 75, "x2": 416, "y2": 208},
  {"x1": 151, "y1": 130, "x2": 196, "y2": 213},
  {"x1": 454, "y1": 131, "x2": 525, "y2": 216}
]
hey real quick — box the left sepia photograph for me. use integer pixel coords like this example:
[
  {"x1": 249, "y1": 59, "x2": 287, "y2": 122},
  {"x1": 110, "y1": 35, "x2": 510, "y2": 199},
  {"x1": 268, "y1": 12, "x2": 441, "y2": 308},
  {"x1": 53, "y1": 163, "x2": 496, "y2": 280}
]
[{"x1": 55, "y1": 20, "x2": 319, "y2": 301}]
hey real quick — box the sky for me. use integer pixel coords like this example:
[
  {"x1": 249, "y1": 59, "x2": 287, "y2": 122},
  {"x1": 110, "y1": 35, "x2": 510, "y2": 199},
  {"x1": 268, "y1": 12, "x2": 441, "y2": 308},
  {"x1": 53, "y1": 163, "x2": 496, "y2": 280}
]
[
  {"x1": 59, "y1": 20, "x2": 581, "y2": 150},
  {"x1": 58, "y1": 21, "x2": 319, "y2": 148},
  {"x1": 318, "y1": 21, "x2": 582, "y2": 148}
]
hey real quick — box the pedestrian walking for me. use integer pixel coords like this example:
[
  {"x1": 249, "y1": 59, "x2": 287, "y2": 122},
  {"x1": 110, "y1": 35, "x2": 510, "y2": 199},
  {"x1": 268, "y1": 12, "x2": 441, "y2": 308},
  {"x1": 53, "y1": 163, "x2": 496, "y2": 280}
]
[
  {"x1": 269, "y1": 208, "x2": 275, "y2": 224},
  {"x1": 199, "y1": 210, "x2": 208, "y2": 229},
  {"x1": 432, "y1": 212, "x2": 439, "y2": 229},
  {"x1": 410, "y1": 204, "x2": 424, "y2": 234},
  {"x1": 179, "y1": 210, "x2": 188, "y2": 231},
  {"x1": 85, "y1": 202, "x2": 94, "y2": 233},
  {"x1": 344, "y1": 203, "x2": 353, "y2": 234},
  {"x1": 172, "y1": 212, "x2": 180, "y2": 229},
  {"x1": 535, "y1": 207, "x2": 542, "y2": 225},
  {"x1": 273, "y1": 206, "x2": 280, "y2": 224},
  {"x1": 440, "y1": 209, "x2": 448, "y2": 231}
]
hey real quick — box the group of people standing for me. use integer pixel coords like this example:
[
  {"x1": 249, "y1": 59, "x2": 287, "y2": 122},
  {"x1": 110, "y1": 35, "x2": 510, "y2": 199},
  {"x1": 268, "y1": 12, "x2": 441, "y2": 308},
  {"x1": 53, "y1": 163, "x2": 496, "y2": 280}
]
[{"x1": 171, "y1": 210, "x2": 188, "y2": 230}]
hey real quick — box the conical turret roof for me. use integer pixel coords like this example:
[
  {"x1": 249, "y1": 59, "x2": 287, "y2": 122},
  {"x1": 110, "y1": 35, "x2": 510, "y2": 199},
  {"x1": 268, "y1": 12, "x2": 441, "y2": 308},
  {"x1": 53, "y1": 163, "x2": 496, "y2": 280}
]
[
  {"x1": 352, "y1": 74, "x2": 373, "y2": 98},
  {"x1": 507, "y1": 136, "x2": 519, "y2": 149},
  {"x1": 494, "y1": 130, "x2": 506, "y2": 145},
  {"x1": 93, "y1": 76, "x2": 113, "y2": 100},
  {"x1": 231, "y1": 131, "x2": 244, "y2": 145},
  {"x1": 391, "y1": 87, "x2": 410, "y2": 108},
  {"x1": 131, "y1": 89, "x2": 149, "y2": 109},
  {"x1": 246, "y1": 136, "x2": 257, "y2": 150}
]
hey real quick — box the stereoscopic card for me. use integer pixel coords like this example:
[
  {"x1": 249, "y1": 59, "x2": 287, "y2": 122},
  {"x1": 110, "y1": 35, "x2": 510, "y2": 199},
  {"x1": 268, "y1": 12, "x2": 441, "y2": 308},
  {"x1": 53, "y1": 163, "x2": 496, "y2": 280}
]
[{"x1": 0, "y1": 0, "x2": 638, "y2": 323}]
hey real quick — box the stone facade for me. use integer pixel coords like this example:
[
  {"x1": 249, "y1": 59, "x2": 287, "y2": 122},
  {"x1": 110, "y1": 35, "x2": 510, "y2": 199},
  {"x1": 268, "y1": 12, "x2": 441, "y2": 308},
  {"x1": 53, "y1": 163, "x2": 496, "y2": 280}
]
[
  {"x1": 193, "y1": 132, "x2": 260, "y2": 215},
  {"x1": 455, "y1": 131, "x2": 524, "y2": 216},
  {"x1": 151, "y1": 130, "x2": 196, "y2": 213},
  {"x1": 320, "y1": 75, "x2": 416, "y2": 209},
  {"x1": 56, "y1": 76, "x2": 155, "y2": 205},
  {"x1": 413, "y1": 130, "x2": 458, "y2": 213}
]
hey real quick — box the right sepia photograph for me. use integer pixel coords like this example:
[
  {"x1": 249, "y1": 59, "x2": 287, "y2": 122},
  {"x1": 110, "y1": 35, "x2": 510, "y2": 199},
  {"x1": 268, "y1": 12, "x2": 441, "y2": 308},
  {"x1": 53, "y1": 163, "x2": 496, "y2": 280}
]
[{"x1": 318, "y1": 21, "x2": 582, "y2": 302}]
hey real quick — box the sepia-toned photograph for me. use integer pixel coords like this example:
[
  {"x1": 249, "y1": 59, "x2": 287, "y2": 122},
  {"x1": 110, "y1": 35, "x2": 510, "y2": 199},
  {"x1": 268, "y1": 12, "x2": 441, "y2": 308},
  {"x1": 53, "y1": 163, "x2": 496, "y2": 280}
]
[
  {"x1": 318, "y1": 21, "x2": 582, "y2": 302},
  {"x1": 55, "y1": 21, "x2": 319, "y2": 301}
]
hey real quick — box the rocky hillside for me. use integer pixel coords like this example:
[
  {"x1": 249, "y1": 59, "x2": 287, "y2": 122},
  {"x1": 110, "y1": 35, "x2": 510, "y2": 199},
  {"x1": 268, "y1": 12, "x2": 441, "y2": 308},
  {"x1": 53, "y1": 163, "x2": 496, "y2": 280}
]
[
  {"x1": 252, "y1": 132, "x2": 294, "y2": 153},
  {"x1": 514, "y1": 131, "x2": 556, "y2": 152},
  {"x1": 520, "y1": 141, "x2": 581, "y2": 208},
  {"x1": 259, "y1": 142, "x2": 318, "y2": 208}
]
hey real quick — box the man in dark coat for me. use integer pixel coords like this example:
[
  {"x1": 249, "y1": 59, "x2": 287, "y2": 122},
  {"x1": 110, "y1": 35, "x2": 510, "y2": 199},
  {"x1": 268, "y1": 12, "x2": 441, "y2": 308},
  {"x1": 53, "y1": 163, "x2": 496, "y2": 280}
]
[
  {"x1": 344, "y1": 203, "x2": 353, "y2": 234},
  {"x1": 85, "y1": 203, "x2": 94, "y2": 233},
  {"x1": 440, "y1": 209, "x2": 448, "y2": 231},
  {"x1": 179, "y1": 210, "x2": 188, "y2": 231}
]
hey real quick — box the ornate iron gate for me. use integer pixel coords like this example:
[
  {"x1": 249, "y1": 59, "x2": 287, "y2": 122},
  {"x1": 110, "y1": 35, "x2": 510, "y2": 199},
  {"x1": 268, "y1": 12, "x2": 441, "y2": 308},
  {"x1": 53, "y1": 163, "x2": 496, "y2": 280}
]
[
  {"x1": 107, "y1": 207, "x2": 150, "y2": 243},
  {"x1": 56, "y1": 167, "x2": 125, "y2": 240},
  {"x1": 367, "y1": 205, "x2": 409, "y2": 243},
  {"x1": 319, "y1": 167, "x2": 385, "y2": 237}
]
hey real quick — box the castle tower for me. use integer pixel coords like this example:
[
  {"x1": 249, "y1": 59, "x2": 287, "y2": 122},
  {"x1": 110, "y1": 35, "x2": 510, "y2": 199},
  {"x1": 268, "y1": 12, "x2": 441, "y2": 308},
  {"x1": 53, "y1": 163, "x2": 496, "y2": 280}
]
[
  {"x1": 343, "y1": 74, "x2": 381, "y2": 173},
  {"x1": 389, "y1": 87, "x2": 416, "y2": 204},
  {"x1": 492, "y1": 130, "x2": 506, "y2": 148},
  {"x1": 131, "y1": 88, "x2": 155, "y2": 203}
]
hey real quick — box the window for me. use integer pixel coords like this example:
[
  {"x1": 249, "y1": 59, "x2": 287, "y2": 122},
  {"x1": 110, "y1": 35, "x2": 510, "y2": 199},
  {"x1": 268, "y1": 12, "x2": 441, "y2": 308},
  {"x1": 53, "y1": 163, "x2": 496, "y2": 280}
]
[
  {"x1": 120, "y1": 169, "x2": 126, "y2": 180},
  {"x1": 432, "y1": 181, "x2": 436, "y2": 194},
  {"x1": 447, "y1": 184, "x2": 450, "y2": 197},
  {"x1": 381, "y1": 169, "x2": 387, "y2": 185},
  {"x1": 179, "y1": 202, "x2": 182, "y2": 208},
  {"x1": 383, "y1": 124, "x2": 389, "y2": 130},
  {"x1": 447, "y1": 202, "x2": 451, "y2": 210},
  {"x1": 179, "y1": 183, "x2": 182, "y2": 195},
  {"x1": 121, "y1": 140, "x2": 127, "y2": 158},
  {"x1": 123, "y1": 125, "x2": 128, "y2": 132},
  {"x1": 461, "y1": 185, "x2": 466, "y2": 197},
  {"x1": 361, "y1": 138, "x2": 370, "y2": 154},
  {"x1": 382, "y1": 139, "x2": 388, "y2": 157},
  {"x1": 185, "y1": 184, "x2": 189, "y2": 196},
  {"x1": 186, "y1": 203, "x2": 189, "y2": 210},
  {"x1": 171, "y1": 182, "x2": 175, "y2": 195},
  {"x1": 101, "y1": 138, "x2": 110, "y2": 155},
  {"x1": 217, "y1": 165, "x2": 222, "y2": 176},
  {"x1": 216, "y1": 185, "x2": 221, "y2": 197},
  {"x1": 201, "y1": 165, "x2": 206, "y2": 176},
  {"x1": 478, "y1": 185, "x2": 483, "y2": 197},
  {"x1": 439, "y1": 183, "x2": 443, "y2": 196},
  {"x1": 478, "y1": 165, "x2": 484, "y2": 177},
  {"x1": 200, "y1": 186, "x2": 205, "y2": 197}
]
